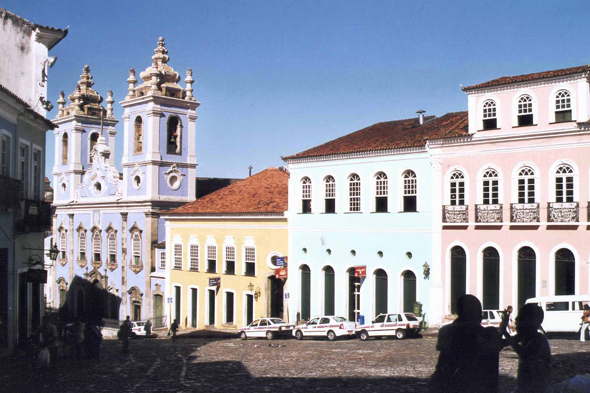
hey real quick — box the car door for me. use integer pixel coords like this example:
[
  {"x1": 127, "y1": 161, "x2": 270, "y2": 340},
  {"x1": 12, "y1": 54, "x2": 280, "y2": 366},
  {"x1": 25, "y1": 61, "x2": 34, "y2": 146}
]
[
  {"x1": 318, "y1": 317, "x2": 331, "y2": 335},
  {"x1": 371, "y1": 314, "x2": 386, "y2": 335},
  {"x1": 384, "y1": 314, "x2": 397, "y2": 336},
  {"x1": 258, "y1": 319, "x2": 269, "y2": 336},
  {"x1": 481, "y1": 311, "x2": 490, "y2": 327},
  {"x1": 248, "y1": 319, "x2": 260, "y2": 337},
  {"x1": 307, "y1": 318, "x2": 320, "y2": 336}
]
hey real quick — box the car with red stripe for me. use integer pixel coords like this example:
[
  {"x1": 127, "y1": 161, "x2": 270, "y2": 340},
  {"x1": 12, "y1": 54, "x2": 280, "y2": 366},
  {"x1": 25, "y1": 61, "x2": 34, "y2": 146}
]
[
  {"x1": 356, "y1": 313, "x2": 421, "y2": 340},
  {"x1": 438, "y1": 310, "x2": 504, "y2": 331},
  {"x1": 239, "y1": 318, "x2": 294, "y2": 340},
  {"x1": 293, "y1": 316, "x2": 357, "y2": 341}
]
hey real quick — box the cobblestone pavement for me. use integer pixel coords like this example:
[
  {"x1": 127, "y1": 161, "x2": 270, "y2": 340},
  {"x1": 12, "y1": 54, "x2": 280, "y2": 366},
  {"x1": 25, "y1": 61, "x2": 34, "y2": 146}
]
[{"x1": 2, "y1": 333, "x2": 590, "y2": 392}]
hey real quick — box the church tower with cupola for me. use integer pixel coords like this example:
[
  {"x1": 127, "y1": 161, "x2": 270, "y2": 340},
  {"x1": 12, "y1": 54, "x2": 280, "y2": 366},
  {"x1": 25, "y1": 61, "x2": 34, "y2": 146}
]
[{"x1": 120, "y1": 37, "x2": 199, "y2": 205}]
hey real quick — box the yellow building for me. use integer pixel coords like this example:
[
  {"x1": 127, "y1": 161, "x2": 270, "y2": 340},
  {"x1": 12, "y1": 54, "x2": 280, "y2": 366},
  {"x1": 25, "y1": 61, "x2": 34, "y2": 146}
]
[{"x1": 162, "y1": 168, "x2": 289, "y2": 331}]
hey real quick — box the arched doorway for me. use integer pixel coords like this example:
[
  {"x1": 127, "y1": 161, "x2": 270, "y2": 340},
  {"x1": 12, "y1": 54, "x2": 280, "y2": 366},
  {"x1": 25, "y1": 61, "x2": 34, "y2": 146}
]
[
  {"x1": 555, "y1": 248, "x2": 575, "y2": 295},
  {"x1": 323, "y1": 266, "x2": 335, "y2": 315},
  {"x1": 375, "y1": 269, "x2": 388, "y2": 316},
  {"x1": 517, "y1": 247, "x2": 536, "y2": 310},
  {"x1": 347, "y1": 267, "x2": 360, "y2": 322},
  {"x1": 300, "y1": 265, "x2": 311, "y2": 321},
  {"x1": 402, "y1": 270, "x2": 416, "y2": 313},
  {"x1": 482, "y1": 247, "x2": 500, "y2": 310},
  {"x1": 450, "y1": 246, "x2": 466, "y2": 314}
]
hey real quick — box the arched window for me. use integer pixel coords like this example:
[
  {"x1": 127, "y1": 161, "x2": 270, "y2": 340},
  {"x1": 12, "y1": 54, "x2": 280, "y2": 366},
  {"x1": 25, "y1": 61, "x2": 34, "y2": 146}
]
[
  {"x1": 131, "y1": 231, "x2": 141, "y2": 266},
  {"x1": 402, "y1": 270, "x2": 416, "y2": 313},
  {"x1": 517, "y1": 247, "x2": 536, "y2": 309},
  {"x1": 482, "y1": 100, "x2": 497, "y2": 130},
  {"x1": 517, "y1": 95, "x2": 534, "y2": 126},
  {"x1": 348, "y1": 174, "x2": 361, "y2": 212},
  {"x1": 555, "y1": 248, "x2": 575, "y2": 295},
  {"x1": 166, "y1": 116, "x2": 182, "y2": 155},
  {"x1": 300, "y1": 265, "x2": 311, "y2": 321},
  {"x1": 92, "y1": 230, "x2": 101, "y2": 264},
  {"x1": 108, "y1": 231, "x2": 116, "y2": 264},
  {"x1": 324, "y1": 176, "x2": 336, "y2": 213},
  {"x1": 482, "y1": 169, "x2": 499, "y2": 205},
  {"x1": 78, "y1": 231, "x2": 86, "y2": 261},
  {"x1": 89, "y1": 133, "x2": 98, "y2": 162},
  {"x1": 133, "y1": 116, "x2": 143, "y2": 154},
  {"x1": 555, "y1": 164, "x2": 574, "y2": 202},
  {"x1": 323, "y1": 266, "x2": 335, "y2": 315},
  {"x1": 555, "y1": 90, "x2": 572, "y2": 122},
  {"x1": 375, "y1": 269, "x2": 388, "y2": 315},
  {"x1": 62, "y1": 133, "x2": 69, "y2": 165},
  {"x1": 517, "y1": 167, "x2": 535, "y2": 203},
  {"x1": 450, "y1": 246, "x2": 466, "y2": 314},
  {"x1": 59, "y1": 230, "x2": 67, "y2": 260},
  {"x1": 482, "y1": 247, "x2": 500, "y2": 310},
  {"x1": 375, "y1": 172, "x2": 388, "y2": 212},
  {"x1": 449, "y1": 171, "x2": 465, "y2": 206},
  {"x1": 301, "y1": 177, "x2": 312, "y2": 214},
  {"x1": 403, "y1": 170, "x2": 417, "y2": 212}
]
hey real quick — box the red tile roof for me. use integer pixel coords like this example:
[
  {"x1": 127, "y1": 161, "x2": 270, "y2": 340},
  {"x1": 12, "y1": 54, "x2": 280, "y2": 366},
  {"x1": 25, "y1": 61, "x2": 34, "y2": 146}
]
[
  {"x1": 283, "y1": 112, "x2": 469, "y2": 160},
  {"x1": 166, "y1": 168, "x2": 288, "y2": 215},
  {"x1": 463, "y1": 65, "x2": 589, "y2": 91}
]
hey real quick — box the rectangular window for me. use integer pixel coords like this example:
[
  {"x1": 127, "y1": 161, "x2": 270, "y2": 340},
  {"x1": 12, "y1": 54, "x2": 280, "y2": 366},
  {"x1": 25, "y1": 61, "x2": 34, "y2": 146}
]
[
  {"x1": 160, "y1": 251, "x2": 166, "y2": 269},
  {"x1": 556, "y1": 177, "x2": 574, "y2": 203},
  {"x1": 518, "y1": 178, "x2": 535, "y2": 203},
  {"x1": 483, "y1": 180, "x2": 499, "y2": 205},
  {"x1": 19, "y1": 144, "x2": 28, "y2": 198},
  {"x1": 244, "y1": 247, "x2": 256, "y2": 276},
  {"x1": 403, "y1": 174, "x2": 417, "y2": 212},
  {"x1": 207, "y1": 245, "x2": 217, "y2": 273},
  {"x1": 79, "y1": 232, "x2": 86, "y2": 261},
  {"x1": 482, "y1": 118, "x2": 497, "y2": 130},
  {"x1": 518, "y1": 114, "x2": 534, "y2": 127},
  {"x1": 225, "y1": 291, "x2": 234, "y2": 324},
  {"x1": 555, "y1": 110, "x2": 572, "y2": 123},
  {"x1": 108, "y1": 233, "x2": 116, "y2": 263},
  {"x1": 225, "y1": 246, "x2": 235, "y2": 275},
  {"x1": 32, "y1": 150, "x2": 40, "y2": 200},
  {"x1": 349, "y1": 180, "x2": 361, "y2": 212},
  {"x1": 325, "y1": 180, "x2": 335, "y2": 213},
  {"x1": 60, "y1": 232, "x2": 67, "y2": 260},
  {"x1": 302, "y1": 199, "x2": 311, "y2": 214},
  {"x1": 375, "y1": 176, "x2": 388, "y2": 212},
  {"x1": 0, "y1": 135, "x2": 9, "y2": 177},
  {"x1": 173, "y1": 244, "x2": 183, "y2": 270},
  {"x1": 450, "y1": 181, "x2": 465, "y2": 206},
  {"x1": 189, "y1": 244, "x2": 199, "y2": 271}
]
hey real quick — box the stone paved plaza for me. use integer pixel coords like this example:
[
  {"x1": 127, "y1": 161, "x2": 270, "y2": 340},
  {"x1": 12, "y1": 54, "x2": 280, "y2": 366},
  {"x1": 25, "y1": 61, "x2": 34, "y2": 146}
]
[{"x1": 2, "y1": 332, "x2": 590, "y2": 392}]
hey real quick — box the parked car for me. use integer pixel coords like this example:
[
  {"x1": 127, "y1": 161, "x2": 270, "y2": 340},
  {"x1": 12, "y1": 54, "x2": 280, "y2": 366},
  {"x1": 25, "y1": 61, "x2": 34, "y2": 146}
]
[
  {"x1": 526, "y1": 295, "x2": 590, "y2": 333},
  {"x1": 117, "y1": 321, "x2": 148, "y2": 339},
  {"x1": 438, "y1": 310, "x2": 503, "y2": 331},
  {"x1": 239, "y1": 318, "x2": 295, "y2": 340},
  {"x1": 293, "y1": 316, "x2": 356, "y2": 341},
  {"x1": 356, "y1": 313, "x2": 421, "y2": 340}
]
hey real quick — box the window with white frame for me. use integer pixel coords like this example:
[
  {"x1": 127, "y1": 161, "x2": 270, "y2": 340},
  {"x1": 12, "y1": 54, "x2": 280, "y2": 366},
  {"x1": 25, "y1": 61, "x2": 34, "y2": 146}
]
[
  {"x1": 108, "y1": 231, "x2": 116, "y2": 264},
  {"x1": 207, "y1": 245, "x2": 217, "y2": 273},
  {"x1": 92, "y1": 230, "x2": 101, "y2": 263},
  {"x1": 173, "y1": 244, "x2": 183, "y2": 270},
  {"x1": 32, "y1": 150, "x2": 40, "y2": 200},
  {"x1": 348, "y1": 174, "x2": 361, "y2": 212},
  {"x1": 375, "y1": 172, "x2": 388, "y2": 212},
  {"x1": 517, "y1": 167, "x2": 535, "y2": 203},
  {"x1": 402, "y1": 170, "x2": 417, "y2": 212},
  {"x1": 19, "y1": 144, "x2": 28, "y2": 198},
  {"x1": 131, "y1": 231, "x2": 141, "y2": 265},
  {"x1": 0, "y1": 134, "x2": 10, "y2": 177},
  {"x1": 225, "y1": 245, "x2": 235, "y2": 274},
  {"x1": 79, "y1": 231, "x2": 86, "y2": 261},
  {"x1": 59, "y1": 230, "x2": 67, "y2": 260},
  {"x1": 224, "y1": 291, "x2": 235, "y2": 324},
  {"x1": 449, "y1": 171, "x2": 465, "y2": 206},
  {"x1": 244, "y1": 246, "x2": 256, "y2": 276},
  {"x1": 190, "y1": 244, "x2": 199, "y2": 271},
  {"x1": 324, "y1": 176, "x2": 336, "y2": 213},
  {"x1": 482, "y1": 100, "x2": 497, "y2": 130},
  {"x1": 62, "y1": 133, "x2": 69, "y2": 165},
  {"x1": 160, "y1": 251, "x2": 166, "y2": 269},
  {"x1": 555, "y1": 90, "x2": 572, "y2": 122},
  {"x1": 482, "y1": 169, "x2": 499, "y2": 205},
  {"x1": 301, "y1": 177, "x2": 312, "y2": 213},
  {"x1": 555, "y1": 164, "x2": 574, "y2": 202},
  {"x1": 517, "y1": 95, "x2": 534, "y2": 126}
]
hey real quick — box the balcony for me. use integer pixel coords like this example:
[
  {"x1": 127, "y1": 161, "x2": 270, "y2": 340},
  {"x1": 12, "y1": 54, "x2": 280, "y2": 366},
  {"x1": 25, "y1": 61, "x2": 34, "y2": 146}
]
[
  {"x1": 15, "y1": 200, "x2": 52, "y2": 233},
  {"x1": 0, "y1": 175, "x2": 23, "y2": 211},
  {"x1": 475, "y1": 204, "x2": 503, "y2": 223},
  {"x1": 442, "y1": 205, "x2": 468, "y2": 223},
  {"x1": 548, "y1": 202, "x2": 578, "y2": 223},
  {"x1": 510, "y1": 203, "x2": 540, "y2": 223}
]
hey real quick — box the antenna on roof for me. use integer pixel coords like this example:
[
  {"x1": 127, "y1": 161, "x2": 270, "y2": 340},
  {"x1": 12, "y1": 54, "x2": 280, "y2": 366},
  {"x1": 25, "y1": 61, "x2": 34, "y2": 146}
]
[{"x1": 248, "y1": 165, "x2": 253, "y2": 177}]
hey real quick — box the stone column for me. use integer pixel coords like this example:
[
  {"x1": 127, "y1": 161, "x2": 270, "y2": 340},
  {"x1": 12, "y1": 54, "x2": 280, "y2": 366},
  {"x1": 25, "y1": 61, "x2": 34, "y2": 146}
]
[
  {"x1": 121, "y1": 212, "x2": 128, "y2": 318},
  {"x1": 68, "y1": 214, "x2": 74, "y2": 283},
  {"x1": 144, "y1": 212, "x2": 159, "y2": 321}
]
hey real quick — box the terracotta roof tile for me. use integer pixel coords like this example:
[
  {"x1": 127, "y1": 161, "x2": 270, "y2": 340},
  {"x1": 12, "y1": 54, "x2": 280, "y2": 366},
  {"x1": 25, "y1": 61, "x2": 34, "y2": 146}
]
[
  {"x1": 166, "y1": 168, "x2": 288, "y2": 215},
  {"x1": 283, "y1": 112, "x2": 468, "y2": 160},
  {"x1": 463, "y1": 65, "x2": 589, "y2": 91}
]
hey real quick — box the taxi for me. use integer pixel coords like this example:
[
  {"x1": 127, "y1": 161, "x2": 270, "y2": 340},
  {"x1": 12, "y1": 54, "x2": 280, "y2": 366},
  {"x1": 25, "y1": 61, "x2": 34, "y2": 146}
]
[
  {"x1": 356, "y1": 313, "x2": 421, "y2": 340},
  {"x1": 438, "y1": 310, "x2": 505, "y2": 331},
  {"x1": 239, "y1": 318, "x2": 294, "y2": 340},
  {"x1": 293, "y1": 316, "x2": 357, "y2": 341}
]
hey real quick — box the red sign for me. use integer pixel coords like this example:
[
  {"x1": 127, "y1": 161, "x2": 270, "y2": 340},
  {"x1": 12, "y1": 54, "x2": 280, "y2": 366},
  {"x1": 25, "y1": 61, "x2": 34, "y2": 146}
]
[
  {"x1": 354, "y1": 266, "x2": 367, "y2": 278},
  {"x1": 275, "y1": 268, "x2": 288, "y2": 279}
]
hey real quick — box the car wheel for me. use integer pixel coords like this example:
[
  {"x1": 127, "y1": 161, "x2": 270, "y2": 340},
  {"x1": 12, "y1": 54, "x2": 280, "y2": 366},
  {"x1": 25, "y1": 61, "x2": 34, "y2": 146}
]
[
  {"x1": 327, "y1": 331, "x2": 337, "y2": 341},
  {"x1": 240, "y1": 331, "x2": 247, "y2": 340},
  {"x1": 396, "y1": 329, "x2": 406, "y2": 339},
  {"x1": 295, "y1": 330, "x2": 304, "y2": 340},
  {"x1": 359, "y1": 330, "x2": 369, "y2": 341},
  {"x1": 266, "y1": 331, "x2": 275, "y2": 340}
]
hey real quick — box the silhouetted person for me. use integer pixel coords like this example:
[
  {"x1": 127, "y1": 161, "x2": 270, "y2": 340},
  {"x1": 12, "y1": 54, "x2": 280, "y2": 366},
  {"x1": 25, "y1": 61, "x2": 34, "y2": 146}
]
[
  {"x1": 509, "y1": 303, "x2": 551, "y2": 392},
  {"x1": 145, "y1": 319, "x2": 152, "y2": 340},
  {"x1": 170, "y1": 319, "x2": 179, "y2": 341},
  {"x1": 32, "y1": 316, "x2": 59, "y2": 369},
  {"x1": 85, "y1": 319, "x2": 103, "y2": 358},
  {"x1": 429, "y1": 295, "x2": 500, "y2": 393},
  {"x1": 120, "y1": 315, "x2": 132, "y2": 353},
  {"x1": 580, "y1": 304, "x2": 590, "y2": 342},
  {"x1": 500, "y1": 305, "x2": 514, "y2": 346}
]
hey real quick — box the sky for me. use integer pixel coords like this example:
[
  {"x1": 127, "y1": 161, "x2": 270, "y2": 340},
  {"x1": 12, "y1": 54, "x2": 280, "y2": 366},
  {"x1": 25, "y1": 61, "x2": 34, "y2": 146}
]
[{"x1": 4, "y1": 0, "x2": 590, "y2": 180}]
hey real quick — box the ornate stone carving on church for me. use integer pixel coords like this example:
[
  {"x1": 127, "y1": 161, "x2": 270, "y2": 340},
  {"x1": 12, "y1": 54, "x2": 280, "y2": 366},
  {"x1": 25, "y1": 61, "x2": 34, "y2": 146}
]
[
  {"x1": 76, "y1": 223, "x2": 88, "y2": 268},
  {"x1": 443, "y1": 205, "x2": 468, "y2": 223},
  {"x1": 475, "y1": 204, "x2": 503, "y2": 223},
  {"x1": 164, "y1": 164, "x2": 185, "y2": 191},
  {"x1": 128, "y1": 222, "x2": 144, "y2": 274},
  {"x1": 510, "y1": 203, "x2": 540, "y2": 223},
  {"x1": 105, "y1": 223, "x2": 118, "y2": 272},
  {"x1": 75, "y1": 134, "x2": 122, "y2": 200},
  {"x1": 56, "y1": 65, "x2": 113, "y2": 119},
  {"x1": 128, "y1": 286, "x2": 143, "y2": 306},
  {"x1": 130, "y1": 164, "x2": 144, "y2": 190},
  {"x1": 548, "y1": 202, "x2": 578, "y2": 223},
  {"x1": 153, "y1": 283, "x2": 163, "y2": 297}
]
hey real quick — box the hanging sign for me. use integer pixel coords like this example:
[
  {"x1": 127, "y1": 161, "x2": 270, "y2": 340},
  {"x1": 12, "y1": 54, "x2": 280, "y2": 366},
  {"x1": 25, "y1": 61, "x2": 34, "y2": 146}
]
[
  {"x1": 354, "y1": 266, "x2": 367, "y2": 278},
  {"x1": 275, "y1": 256, "x2": 288, "y2": 267},
  {"x1": 209, "y1": 277, "x2": 221, "y2": 287},
  {"x1": 275, "y1": 268, "x2": 288, "y2": 279}
]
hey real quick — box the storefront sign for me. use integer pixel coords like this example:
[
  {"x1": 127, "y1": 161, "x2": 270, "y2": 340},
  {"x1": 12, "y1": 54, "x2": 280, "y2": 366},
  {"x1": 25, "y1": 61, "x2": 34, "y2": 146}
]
[
  {"x1": 354, "y1": 266, "x2": 367, "y2": 278},
  {"x1": 209, "y1": 277, "x2": 221, "y2": 287},
  {"x1": 275, "y1": 268, "x2": 288, "y2": 279},
  {"x1": 275, "y1": 256, "x2": 288, "y2": 267}
]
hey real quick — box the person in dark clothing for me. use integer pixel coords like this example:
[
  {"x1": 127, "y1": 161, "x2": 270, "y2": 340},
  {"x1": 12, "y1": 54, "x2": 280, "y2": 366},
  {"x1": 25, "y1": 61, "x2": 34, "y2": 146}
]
[
  {"x1": 500, "y1": 305, "x2": 514, "y2": 346},
  {"x1": 120, "y1": 316, "x2": 132, "y2": 353},
  {"x1": 429, "y1": 295, "x2": 500, "y2": 393},
  {"x1": 169, "y1": 319, "x2": 179, "y2": 342}
]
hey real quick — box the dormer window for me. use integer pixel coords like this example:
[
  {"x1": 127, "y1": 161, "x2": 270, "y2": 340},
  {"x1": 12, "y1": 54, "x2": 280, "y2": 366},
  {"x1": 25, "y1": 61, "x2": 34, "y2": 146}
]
[
  {"x1": 517, "y1": 95, "x2": 533, "y2": 126},
  {"x1": 555, "y1": 90, "x2": 572, "y2": 123},
  {"x1": 482, "y1": 100, "x2": 497, "y2": 130}
]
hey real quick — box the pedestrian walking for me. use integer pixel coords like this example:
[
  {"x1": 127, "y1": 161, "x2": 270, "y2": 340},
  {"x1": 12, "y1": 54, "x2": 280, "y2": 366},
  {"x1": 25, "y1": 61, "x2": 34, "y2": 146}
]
[
  {"x1": 144, "y1": 319, "x2": 152, "y2": 340},
  {"x1": 169, "y1": 319, "x2": 179, "y2": 342},
  {"x1": 580, "y1": 304, "x2": 590, "y2": 342},
  {"x1": 31, "y1": 316, "x2": 59, "y2": 370},
  {"x1": 71, "y1": 317, "x2": 85, "y2": 360},
  {"x1": 500, "y1": 305, "x2": 513, "y2": 345},
  {"x1": 120, "y1": 316, "x2": 132, "y2": 353},
  {"x1": 85, "y1": 320, "x2": 103, "y2": 359}
]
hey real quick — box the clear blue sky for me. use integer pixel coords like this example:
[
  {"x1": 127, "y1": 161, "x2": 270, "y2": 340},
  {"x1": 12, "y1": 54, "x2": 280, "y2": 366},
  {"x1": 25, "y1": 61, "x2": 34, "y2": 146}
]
[{"x1": 5, "y1": 0, "x2": 590, "y2": 180}]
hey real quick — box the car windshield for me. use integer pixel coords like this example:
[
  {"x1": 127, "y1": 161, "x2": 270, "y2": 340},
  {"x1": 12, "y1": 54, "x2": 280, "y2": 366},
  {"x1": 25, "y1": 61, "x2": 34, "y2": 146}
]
[
  {"x1": 333, "y1": 317, "x2": 347, "y2": 322},
  {"x1": 135, "y1": 322, "x2": 145, "y2": 326},
  {"x1": 269, "y1": 319, "x2": 286, "y2": 324},
  {"x1": 404, "y1": 314, "x2": 419, "y2": 321}
]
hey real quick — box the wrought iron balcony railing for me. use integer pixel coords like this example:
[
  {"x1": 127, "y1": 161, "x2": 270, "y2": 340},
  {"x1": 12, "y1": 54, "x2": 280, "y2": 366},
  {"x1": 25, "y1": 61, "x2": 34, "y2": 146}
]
[
  {"x1": 475, "y1": 204, "x2": 503, "y2": 223},
  {"x1": 548, "y1": 202, "x2": 578, "y2": 223},
  {"x1": 510, "y1": 203, "x2": 540, "y2": 223},
  {"x1": 0, "y1": 175, "x2": 23, "y2": 211},
  {"x1": 442, "y1": 205, "x2": 468, "y2": 223}
]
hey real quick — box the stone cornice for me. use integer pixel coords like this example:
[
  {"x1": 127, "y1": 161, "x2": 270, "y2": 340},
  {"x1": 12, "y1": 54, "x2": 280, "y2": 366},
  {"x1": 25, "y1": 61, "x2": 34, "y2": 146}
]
[
  {"x1": 283, "y1": 145, "x2": 426, "y2": 164},
  {"x1": 464, "y1": 73, "x2": 588, "y2": 95}
]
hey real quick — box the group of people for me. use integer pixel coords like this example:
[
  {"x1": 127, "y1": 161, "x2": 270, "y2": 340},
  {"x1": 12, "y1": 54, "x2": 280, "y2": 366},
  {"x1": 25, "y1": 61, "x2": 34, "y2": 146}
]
[{"x1": 430, "y1": 295, "x2": 552, "y2": 393}]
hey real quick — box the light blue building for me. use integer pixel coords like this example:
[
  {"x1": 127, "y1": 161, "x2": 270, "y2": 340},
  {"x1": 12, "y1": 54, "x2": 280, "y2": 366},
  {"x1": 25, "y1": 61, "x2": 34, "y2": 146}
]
[
  {"x1": 51, "y1": 38, "x2": 199, "y2": 327},
  {"x1": 283, "y1": 112, "x2": 468, "y2": 325}
]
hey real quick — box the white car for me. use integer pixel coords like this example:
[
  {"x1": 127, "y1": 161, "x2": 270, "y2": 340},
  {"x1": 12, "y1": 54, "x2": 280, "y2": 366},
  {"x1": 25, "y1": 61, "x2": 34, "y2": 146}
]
[
  {"x1": 293, "y1": 316, "x2": 357, "y2": 341},
  {"x1": 356, "y1": 313, "x2": 421, "y2": 340},
  {"x1": 438, "y1": 310, "x2": 505, "y2": 331},
  {"x1": 239, "y1": 318, "x2": 294, "y2": 340}
]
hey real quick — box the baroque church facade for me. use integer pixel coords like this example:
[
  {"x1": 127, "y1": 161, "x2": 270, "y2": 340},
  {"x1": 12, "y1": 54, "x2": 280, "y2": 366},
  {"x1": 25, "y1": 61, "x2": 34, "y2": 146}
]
[{"x1": 51, "y1": 38, "x2": 199, "y2": 327}]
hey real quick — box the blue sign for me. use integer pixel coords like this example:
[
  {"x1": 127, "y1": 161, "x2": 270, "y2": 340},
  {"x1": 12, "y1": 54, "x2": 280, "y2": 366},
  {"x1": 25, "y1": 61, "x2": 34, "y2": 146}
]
[
  {"x1": 275, "y1": 257, "x2": 287, "y2": 267},
  {"x1": 209, "y1": 277, "x2": 220, "y2": 287}
]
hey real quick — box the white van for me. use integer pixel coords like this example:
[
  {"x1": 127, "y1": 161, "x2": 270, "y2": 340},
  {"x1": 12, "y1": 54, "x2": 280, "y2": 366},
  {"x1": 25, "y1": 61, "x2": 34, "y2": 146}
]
[{"x1": 525, "y1": 295, "x2": 590, "y2": 333}]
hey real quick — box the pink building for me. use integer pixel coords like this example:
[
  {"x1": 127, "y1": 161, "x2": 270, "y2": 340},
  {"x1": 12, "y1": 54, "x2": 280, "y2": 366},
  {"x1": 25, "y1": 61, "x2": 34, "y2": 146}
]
[{"x1": 428, "y1": 65, "x2": 590, "y2": 322}]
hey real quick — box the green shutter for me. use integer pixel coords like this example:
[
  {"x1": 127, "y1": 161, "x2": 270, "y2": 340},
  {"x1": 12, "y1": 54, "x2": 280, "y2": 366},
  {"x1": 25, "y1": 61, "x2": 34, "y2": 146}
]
[
  {"x1": 324, "y1": 267, "x2": 335, "y2": 315},
  {"x1": 403, "y1": 271, "x2": 416, "y2": 313},
  {"x1": 301, "y1": 266, "x2": 311, "y2": 320},
  {"x1": 375, "y1": 270, "x2": 388, "y2": 315}
]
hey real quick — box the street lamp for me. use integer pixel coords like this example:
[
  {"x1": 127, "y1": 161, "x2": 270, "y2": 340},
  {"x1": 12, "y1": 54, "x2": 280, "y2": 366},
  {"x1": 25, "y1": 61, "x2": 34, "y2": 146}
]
[{"x1": 247, "y1": 282, "x2": 261, "y2": 300}]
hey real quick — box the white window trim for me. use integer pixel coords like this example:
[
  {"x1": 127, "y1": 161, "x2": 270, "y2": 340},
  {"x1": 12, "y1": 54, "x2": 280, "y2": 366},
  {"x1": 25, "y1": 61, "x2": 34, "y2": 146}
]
[
  {"x1": 222, "y1": 289, "x2": 237, "y2": 325},
  {"x1": 372, "y1": 171, "x2": 389, "y2": 212},
  {"x1": 548, "y1": 159, "x2": 579, "y2": 203},
  {"x1": 444, "y1": 242, "x2": 471, "y2": 315},
  {"x1": 397, "y1": 267, "x2": 420, "y2": 316},
  {"x1": 223, "y1": 236, "x2": 236, "y2": 274},
  {"x1": 242, "y1": 236, "x2": 256, "y2": 276},
  {"x1": 347, "y1": 173, "x2": 362, "y2": 213},
  {"x1": 189, "y1": 235, "x2": 200, "y2": 272},
  {"x1": 444, "y1": 166, "x2": 469, "y2": 205},
  {"x1": 131, "y1": 230, "x2": 142, "y2": 265},
  {"x1": 159, "y1": 250, "x2": 166, "y2": 269},
  {"x1": 243, "y1": 291, "x2": 255, "y2": 326},
  {"x1": 187, "y1": 285, "x2": 199, "y2": 329},
  {"x1": 173, "y1": 242, "x2": 183, "y2": 270},
  {"x1": 398, "y1": 168, "x2": 419, "y2": 212},
  {"x1": 0, "y1": 130, "x2": 12, "y2": 177},
  {"x1": 511, "y1": 91, "x2": 538, "y2": 127},
  {"x1": 548, "y1": 243, "x2": 580, "y2": 296},
  {"x1": 323, "y1": 174, "x2": 336, "y2": 213},
  {"x1": 206, "y1": 236, "x2": 217, "y2": 273},
  {"x1": 510, "y1": 242, "x2": 541, "y2": 309},
  {"x1": 476, "y1": 164, "x2": 503, "y2": 205},
  {"x1": 205, "y1": 287, "x2": 217, "y2": 326},
  {"x1": 301, "y1": 176, "x2": 312, "y2": 214},
  {"x1": 478, "y1": 96, "x2": 502, "y2": 130},
  {"x1": 548, "y1": 85, "x2": 576, "y2": 123},
  {"x1": 475, "y1": 242, "x2": 504, "y2": 310},
  {"x1": 265, "y1": 251, "x2": 283, "y2": 270},
  {"x1": 18, "y1": 139, "x2": 31, "y2": 199},
  {"x1": 173, "y1": 284, "x2": 183, "y2": 326},
  {"x1": 511, "y1": 162, "x2": 540, "y2": 203},
  {"x1": 92, "y1": 230, "x2": 102, "y2": 262}
]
